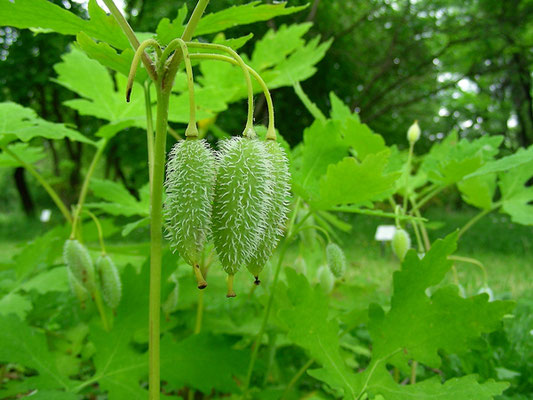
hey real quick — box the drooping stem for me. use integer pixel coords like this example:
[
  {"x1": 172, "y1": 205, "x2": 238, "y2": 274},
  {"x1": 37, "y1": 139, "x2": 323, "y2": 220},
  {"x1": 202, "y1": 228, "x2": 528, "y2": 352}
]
[
  {"x1": 93, "y1": 288, "x2": 110, "y2": 332},
  {"x1": 83, "y1": 209, "x2": 106, "y2": 254},
  {"x1": 126, "y1": 39, "x2": 161, "y2": 102},
  {"x1": 186, "y1": 42, "x2": 256, "y2": 136},
  {"x1": 458, "y1": 203, "x2": 501, "y2": 239},
  {"x1": 70, "y1": 139, "x2": 108, "y2": 240},
  {"x1": 2, "y1": 146, "x2": 72, "y2": 223},
  {"x1": 189, "y1": 53, "x2": 275, "y2": 138},
  {"x1": 281, "y1": 359, "x2": 315, "y2": 399},
  {"x1": 101, "y1": 0, "x2": 157, "y2": 81},
  {"x1": 448, "y1": 255, "x2": 488, "y2": 285},
  {"x1": 413, "y1": 184, "x2": 447, "y2": 212}
]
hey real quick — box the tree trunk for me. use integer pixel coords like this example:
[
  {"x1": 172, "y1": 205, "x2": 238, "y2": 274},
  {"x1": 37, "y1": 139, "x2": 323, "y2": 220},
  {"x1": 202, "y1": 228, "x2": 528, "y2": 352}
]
[{"x1": 14, "y1": 167, "x2": 35, "y2": 217}]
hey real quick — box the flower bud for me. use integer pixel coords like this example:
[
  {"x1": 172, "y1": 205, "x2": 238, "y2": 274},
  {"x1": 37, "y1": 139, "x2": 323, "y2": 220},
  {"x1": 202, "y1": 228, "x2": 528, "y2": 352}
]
[{"x1": 407, "y1": 120, "x2": 421, "y2": 143}]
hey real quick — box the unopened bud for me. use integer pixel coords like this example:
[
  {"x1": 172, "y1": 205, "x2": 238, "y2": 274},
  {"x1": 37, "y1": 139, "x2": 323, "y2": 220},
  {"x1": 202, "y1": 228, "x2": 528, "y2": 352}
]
[{"x1": 407, "y1": 120, "x2": 421, "y2": 143}]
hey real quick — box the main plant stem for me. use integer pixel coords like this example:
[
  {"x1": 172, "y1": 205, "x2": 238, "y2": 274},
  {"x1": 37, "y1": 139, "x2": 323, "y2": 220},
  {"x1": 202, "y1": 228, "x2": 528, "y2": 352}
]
[{"x1": 148, "y1": 89, "x2": 170, "y2": 400}]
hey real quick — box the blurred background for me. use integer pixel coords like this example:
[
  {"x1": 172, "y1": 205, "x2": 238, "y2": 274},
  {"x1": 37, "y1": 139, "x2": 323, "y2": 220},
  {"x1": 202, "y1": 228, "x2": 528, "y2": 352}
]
[{"x1": 2, "y1": 0, "x2": 533, "y2": 216}]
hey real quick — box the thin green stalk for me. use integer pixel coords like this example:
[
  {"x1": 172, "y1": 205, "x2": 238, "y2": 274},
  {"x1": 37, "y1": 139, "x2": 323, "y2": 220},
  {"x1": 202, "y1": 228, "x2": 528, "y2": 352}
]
[
  {"x1": 144, "y1": 82, "x2": 155, "y2": 186},
  {"x1": 410, "y1": 215, "x2": 425, "y2": 253},
  {"x1": 148, "y1": 88, "x2": 170, "y2": 400},
  {"x1": 93, "y1": 289, "x2": 110, "y2": 332},
  {"x1": 194, "y1": 289, "x2": 204, "y2": 334},
  {"x1": 101, "y1": 0, "x2": 157, "y2": 81},
  {"x1": 2, "y1": 146, "x2": 72, "y2": 223},
  {"x1": 83, "y1": 209, "x2": 106, "y2": 254},
  {"x1": 281, "y1": 358, "x2": 314, "y2": 399},
  {"x1": 162, "y1": 39, "x2": 198, "y2": 136},
  {"x1": 126, "y1": 39, "x2": 161, "y2": 101},
  {"x1": 413, "y1": 184, "x2": 447, "y2": 211},
  {"x1": 448, "y1": 255, "x2": 488, "y2": 285},
  {"x1": 164, "y1": 0, "x2": 211, "y2": 88},
  {"x1": 262, "y1": 333, "x2": 278, "y2": 386},
  {"x1": 186, "y1": 42, "x2": 256, "y2": 136},
  {"x1": 70, "y1": 139, "x2": 108, "y2": 239},
  {"x1": 403, "y1": 141, "x2": 414, "y2": 213},
  {"x1": 188, "y1": 53, "x2": 275, "y2": 136},
  {"x1": 409, "y1": 197, "x2": 430, "y2": 250},
  {"x1": 411, "y1": 360, "x2": 418, "y2": 384},
  {"x1": 458, "y1": 203, "x2": 501, "y2": 239},
  {"x1": 242, "y1": 241, "x2": 290, "y2": 398}
]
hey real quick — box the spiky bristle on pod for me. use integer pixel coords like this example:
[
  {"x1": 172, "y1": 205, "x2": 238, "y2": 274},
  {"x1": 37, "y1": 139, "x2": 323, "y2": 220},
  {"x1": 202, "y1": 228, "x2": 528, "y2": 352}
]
[
  {"x1": 96, "y1": 254, "x2": 122, "y2": 309},
  {"x1": 164, "y1": 139, "x2": 217, "y2": 275},
  {"x1": 392, "y1": 228, "x2": 411, "y2": 261},
  {"x1": 63, "y1": 239, "x2": 96, "y2": 293},
  {"x1": 212, "y1": 137, "x2": 273, "y2": 276},
  {"x1": 326, "y1": 243, "x2": 347, "y2": 278},
  {"x1": 246, "y1": 141, "x2": 291, "y2": 280}
]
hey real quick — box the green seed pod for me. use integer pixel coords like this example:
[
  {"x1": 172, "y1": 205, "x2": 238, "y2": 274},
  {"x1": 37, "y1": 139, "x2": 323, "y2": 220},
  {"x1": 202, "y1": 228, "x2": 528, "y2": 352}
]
[
  {"x1": 293, "y1": 256, "x2": 307, "y2": 276},
  {"x1": 317, "y1": 265, "x2": 335, "y2": 293},
  {"x1": 96, "y1": 254, "x2": 122, "y2": 309},
  {"x1": 63, "y1": 239, "x2": 96, "y2": 293},
  {"x1": 164, "y1": 139, "x2": 216, "y2": 289},
  {"x1": 212, "y1": 137, "x2": 272, "y2": 281},
  {"x1": 67, "y1": 268, "x2": 89, "y2": 304},
  {"x1": 162, "y1": 274, "x2": 179, "y2": 315},
  {"x1": 326, "y1": 243, "x2": 346, "y2": 278},
  {"x1": 246, "y1": 141, "x2": 290, "y2": 283},
  {"x1": 392, "y1": 228, "x2": 411, "y2": 261}
]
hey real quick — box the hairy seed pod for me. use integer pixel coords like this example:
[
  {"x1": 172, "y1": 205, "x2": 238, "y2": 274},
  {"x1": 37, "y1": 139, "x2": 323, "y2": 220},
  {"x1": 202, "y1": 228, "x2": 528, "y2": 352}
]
[
  {"x1": 317, "y1": 265, "x2": 335, "y2": 293},
  {"x1": 63, "y1": 239, "x2": 96, "y2": 293},
  {"x1": 246, "y1": 141, "x2": 291, "y2": 283},
  {"x1": 326, "y1": 243, "x2": 347, "y2": 278},
  {"x1": 162, "y1": 274, "x2": 179, "y2": 315},
  {"x1": 96, "y1": 254, "x2": 122, "y2": 309},
  {"x1": 164, "y1": 139, "x2": 216, "y2": 289},
  {"x1": 212, "y1": 137, "x2": 272, "y2": 280},
  {"x1": 67, "y1": 268, "x2": 89, "y2": 304},
  {"x1": 392, "y1": 228, "x2": 411, "y2": 261}
]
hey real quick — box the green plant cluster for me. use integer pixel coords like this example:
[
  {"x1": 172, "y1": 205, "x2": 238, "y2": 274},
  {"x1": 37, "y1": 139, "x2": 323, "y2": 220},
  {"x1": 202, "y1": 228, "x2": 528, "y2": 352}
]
[{"x1": 0, "y1": 1, "x2": 532, "y2": 400}]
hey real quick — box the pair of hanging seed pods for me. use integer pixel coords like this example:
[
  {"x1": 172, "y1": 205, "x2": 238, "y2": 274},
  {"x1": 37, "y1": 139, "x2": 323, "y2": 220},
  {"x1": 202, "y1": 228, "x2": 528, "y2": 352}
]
[
  {"x1": 164, "y1": 132, "x2": 290, "y2": 297},
  {"x1": 63, "y1": 239, "x2": 122, "y2": 309}
]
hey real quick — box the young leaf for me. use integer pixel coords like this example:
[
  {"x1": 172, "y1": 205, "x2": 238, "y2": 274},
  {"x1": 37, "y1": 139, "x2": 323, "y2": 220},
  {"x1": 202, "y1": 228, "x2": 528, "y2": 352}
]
[
  {"x1": 457, "y1": 174, "x2": 496, "y2": 210},
  {"x1": 0, "y1": 0, "x2": 129, "y2": 49},
  {"x1": 368, "y1": 233, "x2": 514, "y2": 368},
  {"x1": 160, "y1": 333, "x2": 248, "y2": 394},
  {"x1": 465, "y1": 145, "x2": 533, "y2": 179},
  {"x1": 318, "y1": 151, "x2": 400, "y2": 208},
  {"x1": 0, "y1": 315, "x2": 76, "y2": 395},
  {"x1": 0, "y1": 143, "x2": 46, "y2": 167},
  {"x1": 195, "y1": 2, "x2": 308, "y2": 36},
  {"x1": 86, "y1": 178, "x2": 149, "y2": 217},
  {"x1": 499, "y1": 160, "x2": 533, "y2": 225},
  {"x1": 0, "y1": 102, "x2": 94, "y2": 145}
]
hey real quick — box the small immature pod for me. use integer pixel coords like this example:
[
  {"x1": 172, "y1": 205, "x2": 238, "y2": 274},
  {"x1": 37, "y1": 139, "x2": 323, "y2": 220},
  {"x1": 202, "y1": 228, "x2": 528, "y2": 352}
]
[
  {"x1": 96, "y1": 254, "x2": 122, "y2": 309},
  {"x1": 392, "y1": 228, "x2": 411, "y2": 261},
  {"x1": 294, "y1": 256, "x2": 308, "y2": 276},
  {"x1": 407, "y1": 120, "x2": 421, "y2": 144},
  {"x1": 164, "y1": 139, "x2": 216, "y2": 289},
  {"x1": 246, "y1": 141, "x2": 290, "y2": 283},
  {"x1": 63, "y1": 239, "x2": 96, "y2": 293},
  {"x1": 326, "y1": 243, "x2": 346, "y2": 278},
  {"x1": 317, "y1": 265, "x2": 335, "y2": 294},
  {"x1": 212, "y1": 136, "x2": 272, "y2": 295}
]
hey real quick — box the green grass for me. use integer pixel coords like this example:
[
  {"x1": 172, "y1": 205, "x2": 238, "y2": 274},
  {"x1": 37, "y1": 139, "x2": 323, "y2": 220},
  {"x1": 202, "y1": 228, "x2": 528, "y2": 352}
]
[{"x1": 2, "y1": 206, "x2": 532, "y2": 300}]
